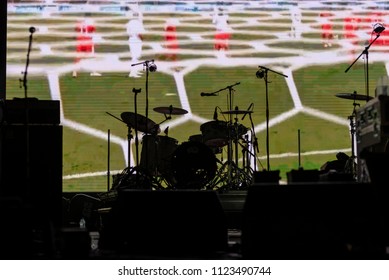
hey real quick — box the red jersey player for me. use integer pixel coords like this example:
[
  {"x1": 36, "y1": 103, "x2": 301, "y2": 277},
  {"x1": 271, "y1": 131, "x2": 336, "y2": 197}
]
[
  {"x1": 320, "y1": 12, "x2": 334, "y2": 47},
  {"x1": 73, "y1": 18, "x2": 101, "y2": 77},
  {"x1": 213, "y1": 7, "x2": 231, "y2": 58},
  {"x1": 164, "y1": 18, "x2": 179, "y2": 61}
]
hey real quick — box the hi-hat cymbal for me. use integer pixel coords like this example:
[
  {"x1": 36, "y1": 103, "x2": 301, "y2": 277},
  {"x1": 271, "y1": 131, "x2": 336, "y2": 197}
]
[
  {"x1": 153, "y1": 106, "x2": 188, "y2": 115},
  {"x1": 335, "y1": 93, "x2": 373, "y2": 101},
  {"x1": 121, "y1": 112, "x2": 157, "y2": 133},
  {"x1": 221, "y1": 110, "x2": 253, "y2": 115}
]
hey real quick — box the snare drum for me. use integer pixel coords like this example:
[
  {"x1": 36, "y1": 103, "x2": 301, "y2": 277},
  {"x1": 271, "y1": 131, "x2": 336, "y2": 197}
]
[
  {"x1": 140, "y1": 135, "x2": 178, "y2": 176},
  {"x1": 200, "y1": 121, "x2": 228, "y2": 148}
]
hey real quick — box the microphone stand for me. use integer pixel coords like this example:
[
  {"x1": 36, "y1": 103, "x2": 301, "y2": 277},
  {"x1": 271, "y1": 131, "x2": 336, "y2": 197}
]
[
  {"x1": 20, "y1": 27, "x2": 35, "y2": 197},
  {"x1": 344, "y1": 31, "x2": 381, "y2": 180},
  {"x1": 257, "y1": 66, "x2": 288, "y2": 171},
  {"x1": 131, "y1": 59, "x2": 155, "y2": 178},
  {"x1": 213, "y1": 82, "x2": 241, "y2": 189},
  {"x1": 345, "y1": 32, "x2": 382, "y2": 100}
]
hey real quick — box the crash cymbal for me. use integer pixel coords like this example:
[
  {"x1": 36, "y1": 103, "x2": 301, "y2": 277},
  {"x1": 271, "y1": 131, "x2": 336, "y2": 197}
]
[
  {"x1": 153, "y1": 106, "x2": 188, "y2": 115},
  {"x1": 221, "y1": 110, "x2": 253, "y2": 115},
  {"x1": 120, "y1": 112, "x2": 157, "y2": 133},
  {"x1": 335, "y1": 93, "x2": 373, "y2": 101}
]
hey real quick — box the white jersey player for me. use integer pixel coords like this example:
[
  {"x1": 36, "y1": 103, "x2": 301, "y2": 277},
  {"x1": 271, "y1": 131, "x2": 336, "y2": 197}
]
[
  {"x1": 126, "y1": 6, "x2": 145, "y2": 77},
  {"x1": 290, "y1": 6, "x2": 302, "y2": 39}
]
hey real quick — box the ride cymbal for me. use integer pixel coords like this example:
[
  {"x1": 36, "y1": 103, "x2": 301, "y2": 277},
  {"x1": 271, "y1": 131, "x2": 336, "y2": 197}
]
[
  {"x1": 121, "y1": 112, "x2": 157, "y2": 133},
  {"x1": 335, "y1": 93, "x2": 373, "y2": 101},
  {"x1": 153, "y1": 106, "x2": 188, "y2": 115}
]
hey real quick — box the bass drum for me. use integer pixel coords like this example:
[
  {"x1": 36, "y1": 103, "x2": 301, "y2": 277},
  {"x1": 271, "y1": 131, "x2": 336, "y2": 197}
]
[{"x1": 171, "y1": 141, "x2": 217, "y2": 189}]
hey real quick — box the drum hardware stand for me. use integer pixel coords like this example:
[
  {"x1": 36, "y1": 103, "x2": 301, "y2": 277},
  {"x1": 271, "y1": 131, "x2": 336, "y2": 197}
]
[
  {"x1": 106, "y1": 111, "x2": 134, "y2": 168},
  {"x1": 247, "y1": 107, "x2": 261, "y2": 172},
  {"x1": 344, "y1": 98, "x2": 359, "y2": 180},
  {"x1": 224, "y1": 83, "x2": 241, "y2": 189},
  {"x1": 238, "y1": 136, "x2": 255, "y2": 184},
  {"x1": 256, "y1": 65, "x2": 288, "y2": 171},
  {"x1": 105, "y1": 112, "x2": 153, "y2": 190},
  {"x1": 131, "y1": 87, "x2": 142, "y2": 168}
]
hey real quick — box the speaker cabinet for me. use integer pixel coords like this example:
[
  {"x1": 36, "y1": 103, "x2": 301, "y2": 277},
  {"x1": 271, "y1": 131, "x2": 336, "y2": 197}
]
[
  {"x1": 0, "y1": 124, "x2": 63, "y2": 226},
  {"x1": 100, "y1": 189, "x2": 228, "y2": 258},
  {"x1": 242, "y1": 183, "x2": 386, "y2": 259}
]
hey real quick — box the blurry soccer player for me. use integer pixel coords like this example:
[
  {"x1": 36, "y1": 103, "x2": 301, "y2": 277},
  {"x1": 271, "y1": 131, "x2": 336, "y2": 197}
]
[
  {"x1": 213, "y1": 7, "x2": 231, "y2": 59},
  {"x1": 290, "y1": 6, "x2": 302, "y2": 39},
  {"x1": 343, "y1": 15, "x2": 362, "y2": 59},
  {"x1": 319, "y1": 12, "x2": 334, "y2": 47},
  {"x1": 73, "y1": 18, "x2": 101, "y2": 77},
  {"x1": 126, "y1": 6, "x2": 145, "y2": 78},
  {"x1": 164, "y1": 18, "x2": 179, "y2": 61}
]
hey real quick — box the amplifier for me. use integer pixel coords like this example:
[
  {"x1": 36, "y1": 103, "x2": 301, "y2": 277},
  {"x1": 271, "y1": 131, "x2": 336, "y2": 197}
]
[
  {"x1": 2, "y1": 98, "x2": 60, "y2": 125},
  {"x1": 356, "y1": 95, "x2": 389, "y2": 154}
]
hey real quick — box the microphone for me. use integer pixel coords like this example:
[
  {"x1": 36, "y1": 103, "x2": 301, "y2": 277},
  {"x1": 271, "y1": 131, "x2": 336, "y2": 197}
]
[
  {"x1": 373, "y1": 23, "x2": 385, "y2": 34},
  {"x1": 256, "y1": 70, "x2": 264, "y2": 79},
  {"x1": 213, "y1": 107, "x2": 218, "y2": 121},
  {"x1": 201, "y1": 92, "x2": 217, "y2": 96},
  {"x1": 29, "y1": 26, "x2": 36, "y2": 33},
  {"x1": 241, "y1": 103, "x2": 253, "y2": 120},
  {"x1": 148, "y1": 60, "x2": 157, "y2": 72}
]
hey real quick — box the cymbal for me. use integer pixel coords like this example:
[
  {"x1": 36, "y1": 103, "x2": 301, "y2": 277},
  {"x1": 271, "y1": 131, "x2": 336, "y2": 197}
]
[
  {"x1": 221, "y1": 110, "x2": 253, "y2": 115},
  {"x1": 335, "y1": 93, "x2": 373, "y2": 101},
  {"x1": 120, "y1": 112, "x2": 157, "y2": 133},
  {"x1": 153, "y1": 106, "x2": 188, "y2": 115}
]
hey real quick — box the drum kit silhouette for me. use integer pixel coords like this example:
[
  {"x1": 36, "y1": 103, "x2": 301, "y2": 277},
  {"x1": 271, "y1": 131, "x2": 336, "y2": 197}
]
[
  {"x1": 104, "y1": 61, "x2": 261, "y2": 192},
  {"x1": 109, "y1": 103, "x2": 258, "y2": 192}
]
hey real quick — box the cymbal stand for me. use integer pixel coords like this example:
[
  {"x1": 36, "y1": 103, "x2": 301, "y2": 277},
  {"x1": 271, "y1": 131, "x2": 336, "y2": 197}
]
[
  {"x1": 131, "y1": 88, "x2": 142, "y2": 168},
  {"x1": 248, "y1": 110, "x2": 260, "y2": 172},
  {"x1": 344, "y1": 98, "x2": 359, "y2": 179},
  {"x1": 256, "y1": 66, "x2": 288, "y2": 170},
  {"x1": 224, "y1": 83, "x2": 241, "y2": 189},
  {"x1": 237, "y1": 134, "x2": 256, "y2": 186},
  {"x1": 105, "y1": 111, "x2": 134, "y2": 168}
]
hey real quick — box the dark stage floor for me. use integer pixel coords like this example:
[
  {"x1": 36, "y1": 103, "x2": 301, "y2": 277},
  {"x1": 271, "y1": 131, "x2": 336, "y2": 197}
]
[{"x1": 2, "y1": 182, "x2": 389, "y2": 260}]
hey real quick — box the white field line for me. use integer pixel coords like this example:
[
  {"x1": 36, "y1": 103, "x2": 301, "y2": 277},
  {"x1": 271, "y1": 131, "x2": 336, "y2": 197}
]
[
  {"x1": 63, "y1": 170, "x2": 123, "y2": 180},
  {"x1": 284, "y1": 68, "x2": 303, "y2": 109},
  {"x1": 257, "y1": 148, "x2": 351, "y2": 160},
  {"x1": 254, "y1": 108, "x2": 301, "y2": 132}
]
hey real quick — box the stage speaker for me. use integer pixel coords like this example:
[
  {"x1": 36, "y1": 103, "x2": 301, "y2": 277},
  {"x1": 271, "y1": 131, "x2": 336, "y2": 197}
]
[
  {"x1": 241, "y1": 183, "x2": 385, "y2": 259},
  {"x1": 287, "y1": 168, "x2": 320, "y2": 183},
  {"x1": 100, "y1": 189, "x2": 228, "y2": 258},
  {"x1": 253, "y1": 170, "x2": 280, "y2": 184},
  {"x1": 0, "y1": 124, "x2": 63, "y2": 226}
]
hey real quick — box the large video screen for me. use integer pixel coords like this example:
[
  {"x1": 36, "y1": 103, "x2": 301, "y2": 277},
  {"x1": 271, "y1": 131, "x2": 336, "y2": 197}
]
[{"x1": 6, "y1": 0, "x2": 389, "y2": 192}]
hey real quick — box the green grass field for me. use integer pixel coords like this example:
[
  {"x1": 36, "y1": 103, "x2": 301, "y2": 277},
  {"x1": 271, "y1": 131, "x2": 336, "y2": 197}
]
[{"x1": 6, "y1": 3, "x2": 389, "y2": 191}]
